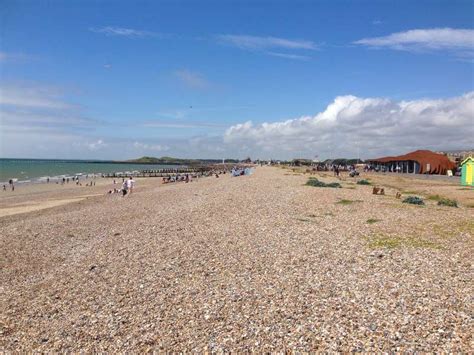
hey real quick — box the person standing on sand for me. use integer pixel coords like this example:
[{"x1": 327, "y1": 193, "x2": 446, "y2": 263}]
[
  {"x1": 126, "y1": 177, "x2": 135, "y2": 194},
  {"x1": 3, "y1": 185, "x2": 6, "y2": 191},
  {"x1": 122, "y1": 179, "x2": 128, "y2": 196}
]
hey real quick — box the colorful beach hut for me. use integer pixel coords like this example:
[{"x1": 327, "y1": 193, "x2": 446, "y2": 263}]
[{"x1": 460, "y1": 156, "x2": 474, "y2": 186}]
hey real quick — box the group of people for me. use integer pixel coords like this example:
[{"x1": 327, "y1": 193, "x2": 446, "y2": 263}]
[
  {"x1": 107, "y1": 177, "x2": 135, "y2": 196},
  {"x1": 162, "y1": 173, "x2": 195, "y2": 184},
  {"x1": 3, "y1": 179, "x2": 15, "y2": 192}
]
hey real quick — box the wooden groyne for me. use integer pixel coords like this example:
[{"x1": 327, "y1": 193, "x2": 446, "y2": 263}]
[{"x1": 101, "y1": 166, "x2": 214, "y2": 178}]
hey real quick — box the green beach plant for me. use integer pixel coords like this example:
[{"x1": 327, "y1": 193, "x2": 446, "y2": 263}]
[
  {"x1": 402, "y1": 196, "x2": 425, "y2": 205},
  {"x1": 305, "y1": 178, "x2": 341, "y2": 188},
  {"x1": 437, "y1": 198, "x2": 458, "y2": 208},
  {"x1": 356, "y1": 179, "x2": 371, "y2": 185},
  {"x1": 366, "y1": 218, "x2": 381, "y2": 224}
]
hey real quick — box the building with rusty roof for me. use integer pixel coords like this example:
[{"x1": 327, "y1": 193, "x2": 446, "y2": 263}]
[{"x1": 367, "y1": 150, "x2": 457, "y2": 175}]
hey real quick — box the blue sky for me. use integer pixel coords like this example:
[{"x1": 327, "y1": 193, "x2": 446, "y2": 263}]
[{"x1": 1, "y1": 0, "x2": 473, "y2": 160}]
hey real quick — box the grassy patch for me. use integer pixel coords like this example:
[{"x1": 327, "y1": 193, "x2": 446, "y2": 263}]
[
  {"x1": 368, "y1": 234, "x2": 441, "y2": 249},
  {"x1": 366, "y1": 218, "x2": 381, "y2": 224},
  {"x1": 403, "y1": 190, "x2": 422, "y2": 195},
  {"x1": 427, "y1": 194, "x2": 442, "y2": 201},
  {"x1": 431, "y1": 220, "x2": 474, "y2": 238},
  {"x1": 437, "y1": 198, "x2": 458, "y2": 208},
  {"x1": 357, "y1": 179, "x2": 371, "y2": 185},
  {"x1": 305, "y1": 177, "x2": 342, "y2": 188}
]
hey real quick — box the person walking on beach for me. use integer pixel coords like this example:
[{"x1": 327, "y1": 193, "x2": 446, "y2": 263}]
[{"x1": 3, "y1": 185, "x2": 6, "y2": 191}]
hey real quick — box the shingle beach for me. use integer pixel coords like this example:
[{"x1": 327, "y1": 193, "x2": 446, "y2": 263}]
[{"x1": 1, "y1": 167, "x2": 473, "y2": 351}]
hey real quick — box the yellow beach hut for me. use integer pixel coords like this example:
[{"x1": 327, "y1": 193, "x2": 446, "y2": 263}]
[{"x1": 460, "y1": 156, "x2": 474, "y2": 186}]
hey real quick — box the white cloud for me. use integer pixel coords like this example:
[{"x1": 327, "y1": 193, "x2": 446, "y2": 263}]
[
  {"x1": 224, "y1": 92, "x2": 474, "y2": 159},
  {"x1": 142, "y1": 120, "x2": 226, "y2": 129},
  {"x1": 216, "y1": 34, "x2": 317, "y2": 60},
  {"x1": 133, "y1": 142, "x2": 170, "y2": 152},
  {"x1": 90, "y1": 26, "x2": 159, "y2": 38},
  {"x1": 86, "y1": 139, "x2": 107, "y2": 151},
  {"x1": 217, "y1": 35, "x2": 317, "y2": 50},
  {"x1": 174, "y1": 69, "x2": 211, "y2": 89},
  {"x1": 0, "y1": 52, "x2": 31, "y2": 63},
  {"x1": 0, "y1": 83, "x2": 75, "y2": 109},
  {"x1": 266, "y1": 52, "x2": 310, "y2": 60},
  {"x1": 354, "y1": 28, "x2": 474, "y2": 56}
]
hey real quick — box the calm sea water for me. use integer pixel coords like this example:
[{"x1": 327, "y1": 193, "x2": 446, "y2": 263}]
[{"x1": 0, "y1": 159, "x2": 182, "y2": 183}]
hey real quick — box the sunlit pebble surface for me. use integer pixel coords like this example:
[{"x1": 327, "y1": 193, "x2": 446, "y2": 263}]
[{"x1": 0, "y1": 167, "x2": 472, "y2": 352}]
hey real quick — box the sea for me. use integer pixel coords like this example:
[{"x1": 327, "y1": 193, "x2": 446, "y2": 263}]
[{"x1": 0, "y1": 159, "x2": 183, "y2": 184}]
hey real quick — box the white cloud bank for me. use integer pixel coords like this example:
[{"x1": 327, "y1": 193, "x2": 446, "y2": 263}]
[
  {"x1": 355, "y1": 28, "x2": 474, "y2": 58},
  {"x1": 2, "y1": 80, "x2": 472, "y2": 160},
  {"x1": 224, "y1": 92, "x2": 474, "y2": 159}
]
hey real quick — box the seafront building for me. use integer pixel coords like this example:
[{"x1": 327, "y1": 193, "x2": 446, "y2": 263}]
[{"x1": 367, "y1": 150, "x2": 457, "y2": 175}]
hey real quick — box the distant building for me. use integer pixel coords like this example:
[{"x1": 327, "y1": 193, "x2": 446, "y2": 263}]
[
  {"x1": 367, "y1": 150, "x2": 456, "y2": 175},
  {"x1": 436, "y1": 149, "x2": 474, "y2": 165}
]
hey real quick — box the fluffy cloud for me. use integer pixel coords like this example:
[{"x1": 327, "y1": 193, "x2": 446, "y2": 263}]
[
  {"x1": 355, "y1": 28, "x2": 474, "y2": 57},
  {"x1": 224, "y1": 92, "x2": 474, "y2": 159}
]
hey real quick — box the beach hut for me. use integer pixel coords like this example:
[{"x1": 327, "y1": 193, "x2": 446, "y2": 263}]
[{"x1": 460, "y1": 156, "x2": 474, "y2": 186}]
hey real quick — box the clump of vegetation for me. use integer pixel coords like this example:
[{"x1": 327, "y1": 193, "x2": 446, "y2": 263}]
[
  {"x1": 337, "y1": 199, "x2": 362, "y2": 205},
  {"x1": 305, "y1": 178, "x2": 341, "y2": 188},
  {"x1": 402, "y1": 196, "x2": 425, "y2": 205},
  {"x1": 368, "y1": 234, "x2": 440, "y2": 249},
  {"x1": 427, "y1": 194, "x2": 442, "y2": 201},
  {"x1": 437, "y1": 198, "x2": 458, "y2": 208},
  {"x1": 338, "y1": 199, "x2": 354, "y2": 205},
  {"x1": 366, "y1": 218, "x2": 381, "y2": 224},
  {"x1": 357, "y1": 179, "x2": 371, "y2": 185}
]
